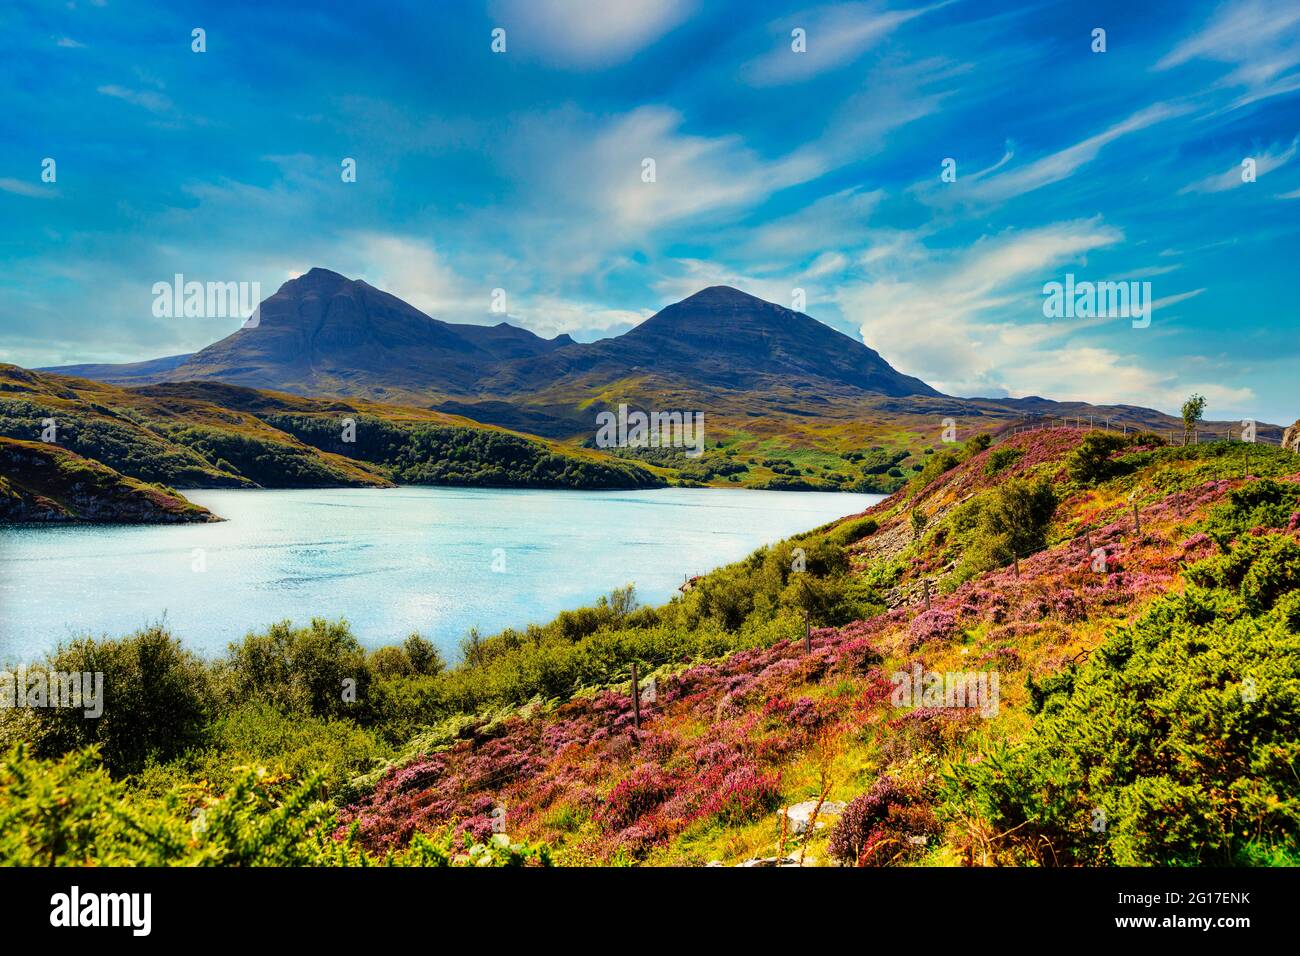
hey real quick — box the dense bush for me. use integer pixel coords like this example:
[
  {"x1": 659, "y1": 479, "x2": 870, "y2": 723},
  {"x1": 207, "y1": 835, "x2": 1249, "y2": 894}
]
[
  {"x1": 0, "y1": 743, "x2": 549, "y2": 866},
  {"x1": 0, "y1": 400, "x2": 236, "y2": 487},
  {"x1": 943, "y1": 542, "x2": 1300, "y2": 865},
  {"x1": 225, "y1": 619, "x2": 372, "y2": 722},
  {"x1": 961, "y1": 477, "x2": 1058, "y2": 574},
  {"x1": 984, "y1": 447, "x2": 1022, "y2": 476},
  {"x1": 1, "y1": 626, "x2": 215, "y2": 777},
  {"x1": 165, "y1": 425, "x2": 358, "y2": 487},
  {"x1": 1066, "y1": 432, "x2": 1132, "y2": 485}
]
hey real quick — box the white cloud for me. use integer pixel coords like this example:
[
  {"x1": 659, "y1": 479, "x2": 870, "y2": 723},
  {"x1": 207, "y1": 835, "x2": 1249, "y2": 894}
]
[
  {"x1": 499, "y1": 296, "x2": 651, "y2": 338},
  {"x1": 504, "y1": 105, "x2": 826, "y2": 236},
  {"x1": 334, "y1": 233, "x2": 478, "y2": 320},
  {"x1": 994, "y1": 346, "x2": 1254, "y2": 412},
  {"x1": 927, "y1": 104, "x2": 1187, "y2": 206},
  {"x1": 0, "y1": 178, "x2": 57, "y2": 199},
  {"x1": 742, "y1": 1, "x2": 945, "y2": 85},
  {"x1": 1156, "y1": 0, "x2": 1300, "y2": 110},
  {"x1": 835, "y1": 220, "x2": 1116, "y2": 387},
  {"x1": 97, "y1": 84, "x2": 172, "y2": 113},
  {"x1": 1151, "y1": 288, "x2": 1205, "y2": 311},
  {"x1": 740, "y1": 186, "x2": 886, "y2": 257},
  {"x1": 488, "y1": 0, "x2": 694, "y2": 67},
  {"x1": 826, "y1": 220, "x2": 1246, "y2": 413},
  {"x1": 1179, "y1": 137, "x2": 1299, "y2": 193}
]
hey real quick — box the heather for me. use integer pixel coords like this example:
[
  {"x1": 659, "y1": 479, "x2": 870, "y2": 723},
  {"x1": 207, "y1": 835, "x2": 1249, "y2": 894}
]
[{"x1": 2, "y1": 427, "x2": 1297, "y2": 865}]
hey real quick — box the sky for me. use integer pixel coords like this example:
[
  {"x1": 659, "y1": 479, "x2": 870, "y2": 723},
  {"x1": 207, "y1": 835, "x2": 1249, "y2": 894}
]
[{"x1": 1, "y1": 0, "x2": 1298, "y2": 422}]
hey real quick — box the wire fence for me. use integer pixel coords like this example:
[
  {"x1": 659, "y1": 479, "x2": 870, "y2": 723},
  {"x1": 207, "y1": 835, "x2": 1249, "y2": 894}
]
[{"x1": 999, "y1": 416, "x2": 1292, "y2": 447}]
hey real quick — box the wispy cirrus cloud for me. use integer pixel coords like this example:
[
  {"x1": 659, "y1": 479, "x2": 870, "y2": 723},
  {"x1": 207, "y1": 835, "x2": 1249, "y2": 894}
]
[
  {"x1": 1179, "y1": 136, "x2": 1299, "y2": 193},
  {"x1": 0, "y1": 178, "x2": 57, "y2": 198},
  {"x1": 924, "y1": 104, "x2": 1188, "y2": 207},
  {"x1": 741, "y1": 1, "x2": 947, "y2": 85},
  {"x1": 503, "y1": 105, "x2": 827, "y2": 236},
  {"x1": 96, "y1": 84, "x2": 173, "y2": 113},
  {"x1": 1156, "y1": 0, "x2": 1300, "y2": 110}
]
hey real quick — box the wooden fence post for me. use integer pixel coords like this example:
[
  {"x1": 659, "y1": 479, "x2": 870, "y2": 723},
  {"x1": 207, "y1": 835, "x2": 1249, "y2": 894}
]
[
  {"x1": 923, "y1": 579, "x2": 931, "y2": 611},
  {"x1": 804, "y1": 608, "x2": 811, "y2": 654},
  {"x1": 1013, "y1": 553, "x2": 1020, "y2": 578},
  {"x1": 1133, "y1": 502, "x2": 1141, "y2": 537},
  {"x1": 630, "y1": 660, "x2": 640, "y2": 733}
]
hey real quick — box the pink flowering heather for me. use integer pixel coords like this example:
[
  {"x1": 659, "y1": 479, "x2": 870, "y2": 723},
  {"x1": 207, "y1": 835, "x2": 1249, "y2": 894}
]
[
  {"x1": 908, "y1": 608, "x2": 958, "y2": 647},
  {"x1": 599, "y1": 764, "x2": 677, "y2": 833}
]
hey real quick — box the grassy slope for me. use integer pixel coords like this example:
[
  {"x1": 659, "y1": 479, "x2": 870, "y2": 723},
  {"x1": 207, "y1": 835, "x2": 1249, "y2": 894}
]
[
  {"x1": 335, "y1": 429, "x2": 1300, "y2": 865},
  {"x1": 0, "y1": 365, "x2": 665, "y2": 496},
  {"x1": 7, "y1": 361, "x2": 1277, "y2": 497},
  {"x1": 546, "y1": 372, "x2": 1282, "y2": 493},
  {"x1": 0, "y1": 436, "x2": 215, "y2": 523}
]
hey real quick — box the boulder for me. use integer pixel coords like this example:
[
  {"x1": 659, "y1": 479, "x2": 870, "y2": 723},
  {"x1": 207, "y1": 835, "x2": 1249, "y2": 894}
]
[
  {"x1": 736, "y1": 855, "x2": 816, "y2": 867},
  {"x1": 781, "y1": 800, "x2": 846, "y2": 835}
]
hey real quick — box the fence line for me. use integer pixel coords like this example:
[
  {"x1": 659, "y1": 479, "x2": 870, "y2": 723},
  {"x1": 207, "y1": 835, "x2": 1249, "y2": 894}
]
[{"x1": 999, "y1": 417, "x2": 1292, "y2": 448}]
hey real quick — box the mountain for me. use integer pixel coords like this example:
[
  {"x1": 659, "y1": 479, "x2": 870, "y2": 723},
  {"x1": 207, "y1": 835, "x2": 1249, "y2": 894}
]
[
  {"x1": 481, "y1": 286, "x2": 940, "y2": 399},
  {"x1": 118, "y1": 268, "x2": 575, "y2": 401},
  {"x1": 42, "y1": 272, "x2": 937, "y2": 404}
]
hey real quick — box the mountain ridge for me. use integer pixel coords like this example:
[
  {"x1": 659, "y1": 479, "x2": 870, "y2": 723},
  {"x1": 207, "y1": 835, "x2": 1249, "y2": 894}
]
[
  {"x1": 41, "y1": 270, "x2": 940, "y2": 403},
  {"x1": 35, "y1": 270, "x2": 1285, "y2": 452}
]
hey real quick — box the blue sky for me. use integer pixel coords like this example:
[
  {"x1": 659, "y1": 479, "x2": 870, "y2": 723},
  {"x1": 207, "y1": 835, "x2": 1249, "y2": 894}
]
[{"x1": 2, "y1": 0, "x2": 1298, "y2": 422}]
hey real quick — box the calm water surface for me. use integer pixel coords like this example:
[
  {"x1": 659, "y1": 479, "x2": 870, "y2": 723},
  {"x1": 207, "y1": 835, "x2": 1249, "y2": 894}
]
[{"x1": 0, "y1": 487, "x2": 884, "y2": 661}]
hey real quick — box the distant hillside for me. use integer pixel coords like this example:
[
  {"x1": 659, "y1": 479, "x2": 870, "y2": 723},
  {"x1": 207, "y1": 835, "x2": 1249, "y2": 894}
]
[
  {"x1": 0, "y1": 436, "x2": 215, "y2": 523},
  {"x1": 0, "y1": 365, "x2": 665, "y2": 508}
]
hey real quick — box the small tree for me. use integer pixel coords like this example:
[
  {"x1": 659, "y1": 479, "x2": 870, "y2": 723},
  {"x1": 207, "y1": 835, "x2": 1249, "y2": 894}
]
[
  {"x1": 1181, "y1": 394, "x2": 1206, "y2": 446},
  {"x1": 910, "y1": 507, "x2": 928, "y2": 542}
]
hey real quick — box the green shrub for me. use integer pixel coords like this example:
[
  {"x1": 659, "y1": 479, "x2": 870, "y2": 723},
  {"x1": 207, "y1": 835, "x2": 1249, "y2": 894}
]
[
  {"x1": 832, "y1": 516, "x2": 878, "y2": 546},
  {"x1": 225, "y1": 619, "x2": 371, "y2": 722},
  {"x1": 1066, "y1": 432, "x2": 1131, "y2": 485},
  {"x1": 961, "y1": 477, "x2": 1058, "y2": 574},
  {"x1": 984, "y1": 447, "x2": 1023, "y2": 476},
  {"x1": 3, "y1": 626, "x2": 215, "y2": 777},
  {"x1": 0, "y1": 743, "x2": 551, "y2": 866},
  {"x1": 942, "y1": 548, "x2": 1300, "y2": 865}
]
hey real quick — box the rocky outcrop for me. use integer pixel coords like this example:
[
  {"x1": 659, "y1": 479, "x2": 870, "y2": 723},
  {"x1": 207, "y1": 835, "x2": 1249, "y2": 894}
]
[
  {"x1": 0, "y1": 437, "x2": 218, "y2": 524},
  {"x1": 1284, "y1": 421, "x2": 1300, "y2": 453}
]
